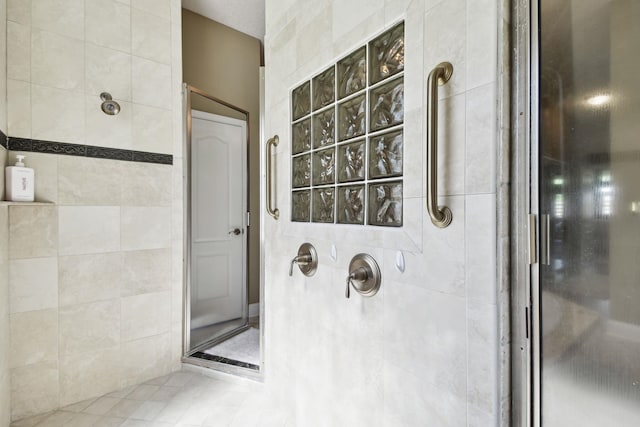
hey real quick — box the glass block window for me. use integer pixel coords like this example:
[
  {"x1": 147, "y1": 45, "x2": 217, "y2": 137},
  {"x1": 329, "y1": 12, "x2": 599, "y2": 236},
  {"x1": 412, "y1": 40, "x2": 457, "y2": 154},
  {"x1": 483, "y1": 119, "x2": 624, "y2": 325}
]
[{"x1": 290, "y1": 21, "x2": 404, "y2": 227}]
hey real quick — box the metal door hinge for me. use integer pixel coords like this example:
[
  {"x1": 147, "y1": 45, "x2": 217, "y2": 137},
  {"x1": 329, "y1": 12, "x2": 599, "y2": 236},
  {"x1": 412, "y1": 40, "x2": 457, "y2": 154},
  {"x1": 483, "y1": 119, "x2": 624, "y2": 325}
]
[
  {"x1": 528, "y1": 214, "x2": 537, "y2": 265},
  {"x1": 540, "y1": 214, "x2": 550, "y2": 265}
]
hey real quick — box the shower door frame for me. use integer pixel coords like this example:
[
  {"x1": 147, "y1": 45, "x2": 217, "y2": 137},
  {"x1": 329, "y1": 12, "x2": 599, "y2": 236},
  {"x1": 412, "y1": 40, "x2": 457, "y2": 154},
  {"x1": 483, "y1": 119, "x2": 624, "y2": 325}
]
[
  {"x1": 511, "y1": 0, "x2": 538, "y2": 426},
  {"x1": 182, "y1": 83, "x2": 261, "y2": 378}
]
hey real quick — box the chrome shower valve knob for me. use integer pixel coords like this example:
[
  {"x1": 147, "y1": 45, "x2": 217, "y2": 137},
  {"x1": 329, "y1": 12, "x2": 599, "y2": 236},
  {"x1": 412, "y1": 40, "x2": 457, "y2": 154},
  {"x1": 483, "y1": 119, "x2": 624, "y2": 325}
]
[
  {"x1": 345, "y1": 253, "x2": 381, "y2": 299},
  {"x1": 289, "y1": 243, "x2": 318, "y2": 277}
]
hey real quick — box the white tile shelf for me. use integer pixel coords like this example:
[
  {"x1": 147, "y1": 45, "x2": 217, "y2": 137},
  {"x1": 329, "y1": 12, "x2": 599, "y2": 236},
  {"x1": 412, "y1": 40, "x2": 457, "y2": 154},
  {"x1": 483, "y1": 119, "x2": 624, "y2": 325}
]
[
  {"x1": 1, "y1": 201, "x2": 54, "y2": 205},
  {"x1": 290, "y1": 21, "x2": 405, "y2": 227}
]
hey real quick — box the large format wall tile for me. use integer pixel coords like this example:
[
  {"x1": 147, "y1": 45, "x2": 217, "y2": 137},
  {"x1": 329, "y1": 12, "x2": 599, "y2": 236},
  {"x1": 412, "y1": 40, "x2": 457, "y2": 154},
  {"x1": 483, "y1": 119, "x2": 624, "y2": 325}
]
[
  {"x1": 32, "y1": 84, "x2": 85, "y2": 144},
  {"x1": 31, "y1": 29, "x2": 84, "y2": 91},
  {"x1": 121, "y1": 163, "x2": 172, "y2": 207},
  {"x1": 59, "y1": 349, "x2": 120, "y2": 407},
  {"x1": 131, "y1": 104, "x2": 173, "y2": 154},
  {"x1": 465, "y1": 194, "x2": 497, "y2": 304},
  {"x1": 119, "y1": 332, "x2": 172, "y2": 388},
  {"x1": 58, "y1": 206, "x2": 120, "y2": 255},
  {"x1": 132, "y1": 57, "x2": 172, "y2": 109},
  {"x1": 7, "y1": 79, "x2": 31, "y2": 138},
  {"x1": 7, "y1": 0, "x2": 31, "y2": 25},
  {"x1": 31, "y1": 0, "x2": 84, "y2": 41},
  {"x1": 466, "y1": 301, "x2": 498, "y2": 424},
  {"x1": 10, "y1": 361, "x2": 59, "y2": 420},
  {"x1": 121, "y1": 207, "x2": 171, "y2": 250},
  {"x1": 85, "y1": 0, "x2": 131, "y2": 53},
  {"x1": 59, "y1": 252, "x2": 123, "y2": 307},
  {"x1": 122, "y1": 249, "x2": 172, "y2": 297},
  {"x1": 132, "y1": 0, "x2": 171, "y2": 20},
  {"x1": 85, "y1": 43, "x2": 132, "y2": 101},
  {"x1": 9, "y1": 257, "x2": 58, "y2": 313},
  {"x1": 132, "y1": 8, "x2": 171, "y2": 65},
  {"x1": 9, "y1": 205, "x2": 58, "y2": 260},
  {"x1": 121, "y1": 291, "x2": 171, "y2": 341},
  {"x1": 58, "y1": 157, "x2": 123, "y2": 205},
  {"x1": 465, "y1": 83, "x2": 496, "y2": 195},
  {"x1": 0, "y1": 206, "x2": 8, "y2": 427},
  {"x1": 59, "y1": 299, "x2": 120, "y2": 355},
  {"x1": 466, "y1": 0, "x2": 498, "y2": 90},
  {"x1": 7, "y1": 21, "x2": 30, "y2": 82},
  {"x1": 10, "y1": 309, "x2": 58, "y2": 368}
]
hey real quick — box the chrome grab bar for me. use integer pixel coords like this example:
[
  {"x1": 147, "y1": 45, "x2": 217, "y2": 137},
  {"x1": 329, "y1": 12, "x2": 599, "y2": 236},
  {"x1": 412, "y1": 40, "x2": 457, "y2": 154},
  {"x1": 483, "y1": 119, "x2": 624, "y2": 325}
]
[
  {"x1": 426, "y1": 62, "x2": 454, "y2": 228},
  {"x1": 266, "y1": 135, "x2": 279, "y2": 220}
]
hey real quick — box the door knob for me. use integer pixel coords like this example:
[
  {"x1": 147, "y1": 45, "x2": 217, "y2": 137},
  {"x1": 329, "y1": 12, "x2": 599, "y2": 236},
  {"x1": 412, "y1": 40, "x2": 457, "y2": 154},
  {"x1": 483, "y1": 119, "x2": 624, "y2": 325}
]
[
  {"x1": 345, "y1": 253, "x2": 381, "y2": 298},
  {"x1": 229, "y1": 228, "x2": 242, "y2": 235}
]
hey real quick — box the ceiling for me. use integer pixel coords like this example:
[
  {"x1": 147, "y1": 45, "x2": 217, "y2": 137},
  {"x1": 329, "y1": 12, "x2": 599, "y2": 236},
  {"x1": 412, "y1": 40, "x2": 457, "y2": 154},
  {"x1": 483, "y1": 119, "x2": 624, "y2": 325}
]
[{"x1": 182, "y1": 0, "x2": 265, "y2": 41}]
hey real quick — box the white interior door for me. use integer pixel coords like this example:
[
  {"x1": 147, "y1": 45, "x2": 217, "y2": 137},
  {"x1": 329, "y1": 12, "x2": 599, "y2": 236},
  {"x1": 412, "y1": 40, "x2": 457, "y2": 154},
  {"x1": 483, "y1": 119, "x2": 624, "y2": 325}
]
[{"x1": 190, "y1": 110, "x2": 247, "y2": 330}]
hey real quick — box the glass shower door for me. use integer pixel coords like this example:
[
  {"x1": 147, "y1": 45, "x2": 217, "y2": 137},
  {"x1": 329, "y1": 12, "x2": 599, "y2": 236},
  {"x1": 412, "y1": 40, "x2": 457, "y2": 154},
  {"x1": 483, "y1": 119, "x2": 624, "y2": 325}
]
[{"x1": 538, "y1": 0, "x2": 640, "y2": 425}]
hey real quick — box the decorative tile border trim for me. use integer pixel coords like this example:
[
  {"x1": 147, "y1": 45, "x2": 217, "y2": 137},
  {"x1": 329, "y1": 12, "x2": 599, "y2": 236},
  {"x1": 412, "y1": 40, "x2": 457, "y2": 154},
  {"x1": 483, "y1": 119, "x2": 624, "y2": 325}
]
[
  {"x1": 6, "y1": 136, "x2": 173, "y2": 165},
  {"x1": 192, "y1": 352, "x2": 260, "y2": 371},
  {"x1": 0, "y1": 130, "x2": 7, "y2": 149}
]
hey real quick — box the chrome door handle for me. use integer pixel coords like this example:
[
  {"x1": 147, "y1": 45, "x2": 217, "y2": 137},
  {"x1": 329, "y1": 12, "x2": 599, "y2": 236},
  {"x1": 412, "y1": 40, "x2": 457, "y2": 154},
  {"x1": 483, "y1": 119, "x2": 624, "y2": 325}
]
[
  {"x1": 426, "y1": 62, "x2": 453, "y2": 228},
  {"x1": 229, "y1": 228, "x2": 242, "y2": 236},
  {"x1": 266, "y1": 135, "x2": 280, "y2": 220}
]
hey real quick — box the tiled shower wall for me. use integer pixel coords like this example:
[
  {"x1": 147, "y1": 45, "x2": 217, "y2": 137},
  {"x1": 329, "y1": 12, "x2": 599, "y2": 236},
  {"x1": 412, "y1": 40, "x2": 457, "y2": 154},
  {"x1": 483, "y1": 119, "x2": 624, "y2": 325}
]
[
  {"x1": 4, "y1": 0, "x2": 184, "y2": 421},
  {"x1": 1, "y1": 0, "x2": 10, "y2": 424},
  {"x1": 264, "y1": 0, "x2": 500, "y2": 424}
]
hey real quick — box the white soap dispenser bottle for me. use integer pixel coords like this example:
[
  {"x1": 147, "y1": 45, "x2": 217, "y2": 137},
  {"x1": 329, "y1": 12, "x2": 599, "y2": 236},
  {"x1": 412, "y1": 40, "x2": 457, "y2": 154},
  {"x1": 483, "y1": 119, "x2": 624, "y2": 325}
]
[{"x1": 5, "y1": 155, "x2": 35, "y2": 202}]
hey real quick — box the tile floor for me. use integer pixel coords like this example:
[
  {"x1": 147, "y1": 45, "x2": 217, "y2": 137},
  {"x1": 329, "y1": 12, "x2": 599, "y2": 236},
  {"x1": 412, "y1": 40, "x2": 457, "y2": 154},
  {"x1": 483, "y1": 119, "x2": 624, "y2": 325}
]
[{"x1": 10, "y1": 368, "x2": 289, "y2": 427}]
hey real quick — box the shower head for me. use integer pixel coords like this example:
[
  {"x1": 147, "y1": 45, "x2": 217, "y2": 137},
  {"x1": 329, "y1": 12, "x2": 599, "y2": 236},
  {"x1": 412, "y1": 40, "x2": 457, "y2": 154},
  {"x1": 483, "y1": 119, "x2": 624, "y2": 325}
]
[{"x1": 100, "y1": 92, "x2": 120, "y2": 115}]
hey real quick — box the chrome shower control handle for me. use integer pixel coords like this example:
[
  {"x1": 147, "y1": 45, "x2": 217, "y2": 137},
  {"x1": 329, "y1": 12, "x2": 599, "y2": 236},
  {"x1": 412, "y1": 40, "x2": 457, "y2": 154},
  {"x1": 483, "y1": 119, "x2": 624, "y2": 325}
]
[
  {"x1": 345, "y1": 267, "x2": 369, "y2": 298},
  {"x1": 289, "y1": 254, "x2": 312, "y2": 276},
  {"x1": 289, "y1": 243, "x2": 318, "y2": 277},
  {"x1": 345, "y1": 254, "x2": 382, "y2": 299}
]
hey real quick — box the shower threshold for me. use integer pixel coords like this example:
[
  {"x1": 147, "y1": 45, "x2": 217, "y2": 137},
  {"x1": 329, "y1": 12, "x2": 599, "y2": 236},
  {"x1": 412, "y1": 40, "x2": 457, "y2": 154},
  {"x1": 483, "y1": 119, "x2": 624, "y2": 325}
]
[{"x1": 183, "y1": 317, "x2": 261, "y2": 379}]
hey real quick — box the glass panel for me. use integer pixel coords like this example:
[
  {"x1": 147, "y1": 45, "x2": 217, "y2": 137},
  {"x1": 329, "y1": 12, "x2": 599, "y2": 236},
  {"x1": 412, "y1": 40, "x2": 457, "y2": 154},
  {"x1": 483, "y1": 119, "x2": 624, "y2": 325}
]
[
  {"x1": 312, "y1": 108, "x2": 335, "y2": 148},
  {"x1": 292, "y1": 190, "x2": 310, "y2": 222},
  {"x1": 370, "y1": 77, "x2": 404, "y2": 132},
  {"x1": 369, "y1": 129, "x2": 403, "y2": 179},
  {"x1": 368, "y1": 181, "x2": 402, "y2": 226},
  {"x1": 292, "y1": 154, "x2": 311, "y2": 188},
  {"x1": 187, "y1": 92, "x2": 248, "y2": 354},
  {"x1": 337, "y1": 47, "x2": 366, "y2": 100},
  {"x1": 312, "y1": 147, "x2": 335, "y2": 186},
  {"x1": 337, "y1": 185, "x2": 365, "y2": 224},
  {"x1": 292, "y1": 81, "x2": 311, "y2": 121},
  {"x1": 369, "y1": 22, "x2": 404, "y2": 84},
  {"x1": 338, "y1": 94, "x2": 366, "y2": 141},
  {"x1": 539, "y1": 1, "x2": 640, "y2": 425},
  {"x1": 313, "y1": 66, "x2": 335, "y2": 111},
  {"x1": 337, "y1": 139, "x2": 365, "y2": 183},
  {"x1": 292, "y1": 118, "x2": 311, "y2": 155},
  {"x1": 312, "y1": 187, "x2": 335, "y2": 223}
]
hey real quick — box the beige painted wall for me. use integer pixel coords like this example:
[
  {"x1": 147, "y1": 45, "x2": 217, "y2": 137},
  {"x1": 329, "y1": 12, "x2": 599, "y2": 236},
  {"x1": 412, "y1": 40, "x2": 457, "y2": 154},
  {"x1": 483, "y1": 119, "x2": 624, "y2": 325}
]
[{"x1": 182, "y1": 9, "x2": 262, "y2": 305}]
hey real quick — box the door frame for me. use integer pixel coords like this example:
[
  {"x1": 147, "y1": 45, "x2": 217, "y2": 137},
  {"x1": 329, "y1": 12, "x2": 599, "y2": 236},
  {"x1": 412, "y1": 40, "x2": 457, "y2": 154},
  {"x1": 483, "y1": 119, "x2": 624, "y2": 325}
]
[
  {"x1": 182, "y1": 84, "x2": 258, "y2": 376},
  {"x1": 511, "y1": 0, "x2": 540, "y2": 426}
]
